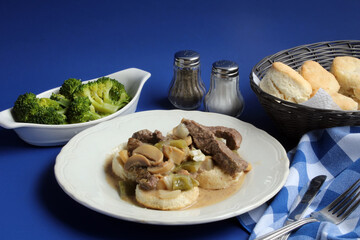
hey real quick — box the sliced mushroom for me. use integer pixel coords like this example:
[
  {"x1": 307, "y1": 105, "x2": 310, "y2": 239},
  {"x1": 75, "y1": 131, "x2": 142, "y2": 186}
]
[
  {"x1": 116, "y1": 149, "x2": 129, "y2": 166},
  {"x1": 163, "y1": 145, "x2": 186, "y2": 165},
  {"x1": 133, "y1": 144, "x2": 163, "y2": 165},
  {"x1": 147, "y1": 160, "x2": 175, "y2": 174},
  {"x1": 124, "y1": 154, "x2": 151, "y2": 171}
]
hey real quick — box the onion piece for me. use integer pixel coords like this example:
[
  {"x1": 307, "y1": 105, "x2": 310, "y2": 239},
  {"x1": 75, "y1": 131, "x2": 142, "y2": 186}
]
[
  {"x1": 163, "y1": 175, "x2": 173, "y2": 190},
  {"x1": 173, "y1": 123, "x2": 189, "y2": 139}
]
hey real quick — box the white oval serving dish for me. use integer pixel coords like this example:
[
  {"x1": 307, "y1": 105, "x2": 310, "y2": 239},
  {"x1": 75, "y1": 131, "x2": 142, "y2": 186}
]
[{"x1": 0, "y1": 68, "x2": 150, "y2": 146}]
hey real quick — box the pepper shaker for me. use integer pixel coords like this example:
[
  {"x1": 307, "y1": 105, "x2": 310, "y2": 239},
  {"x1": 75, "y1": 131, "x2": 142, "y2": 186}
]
[
  {"x1": 204, "y1": 60, "x2": 244, "y2": 117},
  {"x1": 168, "y1": 50, "x2": 206, "y2": 110}
]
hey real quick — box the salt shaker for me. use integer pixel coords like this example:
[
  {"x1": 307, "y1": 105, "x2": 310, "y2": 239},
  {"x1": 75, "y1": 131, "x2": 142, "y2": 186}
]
[
  {"x1": 168, "y1": 50, "x2": 206, "y2": 110},
  {"x1": 204, "y1": 60, "x2": 244, "y2": 117}
]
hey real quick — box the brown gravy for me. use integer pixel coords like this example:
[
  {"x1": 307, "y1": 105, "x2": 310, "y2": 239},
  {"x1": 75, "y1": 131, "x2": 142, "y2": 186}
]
[
  {"x1": 104, "y1": 157, "x2": 246, "y2": 210},
  {"x1": 188, "y1": 174, "x2": 245, "y2": 209}
]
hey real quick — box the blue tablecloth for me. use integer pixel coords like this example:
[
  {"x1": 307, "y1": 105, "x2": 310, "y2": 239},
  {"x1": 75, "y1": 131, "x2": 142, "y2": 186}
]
[{"x1": 239, "y1": 126, "x2": 360, "y2": 239}]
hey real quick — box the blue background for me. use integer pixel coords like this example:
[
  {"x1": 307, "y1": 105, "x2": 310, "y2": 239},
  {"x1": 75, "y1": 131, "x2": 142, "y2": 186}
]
[{"x1": 1, "y1": 0, "x2": 360, "y2": 239}]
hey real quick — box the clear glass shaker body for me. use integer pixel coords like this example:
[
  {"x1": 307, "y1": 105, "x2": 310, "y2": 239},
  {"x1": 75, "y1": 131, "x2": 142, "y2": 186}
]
[
  {"x1": 168, "y1": 50, "x2": 206, "y2": 110},
  {"x1": 204, "y1": 60, "x2": 244, "y2": 117}
]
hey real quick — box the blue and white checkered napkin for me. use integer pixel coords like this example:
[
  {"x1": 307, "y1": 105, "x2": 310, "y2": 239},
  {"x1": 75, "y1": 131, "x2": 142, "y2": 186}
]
[{"x1": 238, "y1": 126, "x2": 360, "y2": 239}]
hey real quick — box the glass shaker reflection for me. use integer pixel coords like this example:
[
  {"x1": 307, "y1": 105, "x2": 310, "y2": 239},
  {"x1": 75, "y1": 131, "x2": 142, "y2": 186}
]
[
  {"x1": 204, "y1": 60, "x2": 244, "y2": 117},
  {"x1": 168, "y1": 50, "x2": 206, "y2": 110}
]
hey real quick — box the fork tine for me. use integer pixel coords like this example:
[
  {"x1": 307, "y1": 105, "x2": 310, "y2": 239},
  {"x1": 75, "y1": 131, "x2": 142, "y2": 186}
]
[
  {"x1": 332, "y1": 180, "x2": 360, "y2": 214},
  {"x1": 328, "y1": 179, "x2": 360, "y2": 222},
  {"x1": 254, "y1": 179, "x2": 360, "y2": 240},
  {"x1": 340, "y1": 190, "x2": 360, "y2": 220},
  {"x1": 327, "y1": 179, "x2": 360, "y2": 211}
]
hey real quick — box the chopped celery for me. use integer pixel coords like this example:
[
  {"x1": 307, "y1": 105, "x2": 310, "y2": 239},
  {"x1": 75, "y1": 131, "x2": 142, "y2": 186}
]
[
  {"x1": 118, "y1": 180, "x2": 136, "y2": 197},
  {"x1": 154, "y1": 141, "x2": 164, "y2": 149},
  {"x1": 179, "y1": 161, "x2": 201, "y2": 173},
  {"x1": 172, "y1": 174, "x2": 198, "y2": 191},
  {"x1": 169, "y1": 139, "x2": 187, "y2": 149}
]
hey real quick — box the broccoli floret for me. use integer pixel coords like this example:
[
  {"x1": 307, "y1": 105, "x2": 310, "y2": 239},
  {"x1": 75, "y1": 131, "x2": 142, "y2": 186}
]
[
  {"x1": 66, "y1": 96, "x2": 101, "y2": 123},
  {"x1": 12, "y1": 92, "x2": 67, "y2": 124},
  {"x1": 50, "y1": 93, "x2": 71, "y2": 108},
  {"x1": 59, "y1": 78, "x2": 82, "y2": 99},
  {"x1": 12, "y1": 77, "x2": 130, "y2": 125},
  {"x1": 73, "y1": 77, "x2": 131, "y2": 115},
  {"x1": 12, "y1": 92, "x2": 38, "y2": 123}
]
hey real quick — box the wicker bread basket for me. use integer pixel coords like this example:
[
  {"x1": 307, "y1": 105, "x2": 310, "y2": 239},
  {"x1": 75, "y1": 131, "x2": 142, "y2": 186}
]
[{"x1": 250, "y1": 40, "x2": 360, "y2": 139}]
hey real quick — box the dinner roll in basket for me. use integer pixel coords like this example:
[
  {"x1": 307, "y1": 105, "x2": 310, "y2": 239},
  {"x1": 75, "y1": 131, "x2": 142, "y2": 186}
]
[
  {"x1": 331, "y1": 56, "x2": 360, "y2": 105},
  {"x1": 259, "y1": 62, "x2": 312, "y2": 103},
  {"x1": 299, "y1": 60, "x2": 340, "y2": 96},
  {"x1": 250, "y1": 40, "x2": 360, "y2": 139},
  {"x1": 329, "y1": 92, "x2": 358, "y2": 111}
]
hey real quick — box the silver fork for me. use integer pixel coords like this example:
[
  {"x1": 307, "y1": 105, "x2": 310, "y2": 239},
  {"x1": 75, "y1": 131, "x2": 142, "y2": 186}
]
[{"x1": 255, "y1": 179, "x2": 360, "y2": 240}]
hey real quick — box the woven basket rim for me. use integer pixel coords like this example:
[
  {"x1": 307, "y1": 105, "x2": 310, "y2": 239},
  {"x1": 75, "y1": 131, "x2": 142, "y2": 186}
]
[{"x1": 250, "y1": 39, "x2": 360, "y2": 115}]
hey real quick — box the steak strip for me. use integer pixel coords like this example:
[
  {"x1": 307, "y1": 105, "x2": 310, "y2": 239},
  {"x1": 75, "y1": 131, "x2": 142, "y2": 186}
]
[
  {"x1": 127, "y1": 129, "x2": 165, "y2": 153},
  {"x1": 127, "y1": 137, "x2": 143, "y2": 153},
  {"x1": 206, "y1": 126, "x2": 242, "y2": 150},
  {"x1": 132, "y1": 129, "x2": 165, "y2": 144},
  {"x1": 181, "y1": 119, "x2": 248, "y2": 176}
]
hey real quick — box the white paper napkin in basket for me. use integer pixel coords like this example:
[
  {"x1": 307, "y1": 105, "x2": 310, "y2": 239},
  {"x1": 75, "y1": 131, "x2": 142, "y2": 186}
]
[{"x1": 301, "y1": 88, "x2": 342, "y2": 110}]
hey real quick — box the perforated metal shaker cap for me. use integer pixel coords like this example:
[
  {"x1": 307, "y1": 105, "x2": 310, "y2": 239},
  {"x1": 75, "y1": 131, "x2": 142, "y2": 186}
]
[
  {"x1": 174, "y1": 50, "x2": 200, "y2": 67},
  {"x1": 212, "y1": 60, "x2": 239, "y2": 78}
]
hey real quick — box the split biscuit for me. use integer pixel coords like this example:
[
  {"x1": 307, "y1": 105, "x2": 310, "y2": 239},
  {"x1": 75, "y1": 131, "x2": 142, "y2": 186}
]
[
  {"x1": 135, "y1": 185, "x2": 199, "y2": 210},
  {"x1": 196, "y1": 166, "x2": 243, "y2": 190}
]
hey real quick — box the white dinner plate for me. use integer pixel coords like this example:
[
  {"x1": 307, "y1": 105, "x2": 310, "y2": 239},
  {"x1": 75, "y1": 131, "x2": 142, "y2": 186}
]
[{"x1": 54, "y1": 110, "x2": 289, "y2": 225}]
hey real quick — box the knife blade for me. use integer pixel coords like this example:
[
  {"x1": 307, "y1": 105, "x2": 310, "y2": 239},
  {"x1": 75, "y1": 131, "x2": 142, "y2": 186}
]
[{"x1": 280, "y1": 175, "x2": 327, "y2": 240}]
